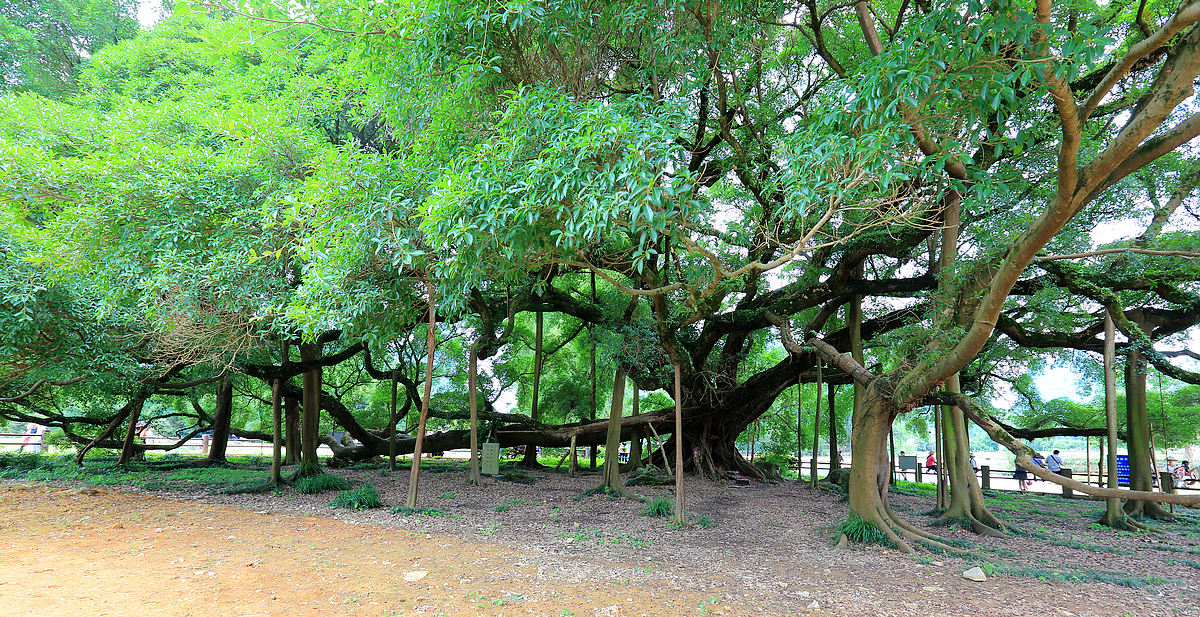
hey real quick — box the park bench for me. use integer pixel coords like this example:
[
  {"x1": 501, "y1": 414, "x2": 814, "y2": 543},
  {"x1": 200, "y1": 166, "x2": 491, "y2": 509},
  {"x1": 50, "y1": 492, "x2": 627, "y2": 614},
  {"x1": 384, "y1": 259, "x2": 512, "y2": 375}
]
[{"x1": 0, "y1": 432, "x2": 44, "y2": 452}]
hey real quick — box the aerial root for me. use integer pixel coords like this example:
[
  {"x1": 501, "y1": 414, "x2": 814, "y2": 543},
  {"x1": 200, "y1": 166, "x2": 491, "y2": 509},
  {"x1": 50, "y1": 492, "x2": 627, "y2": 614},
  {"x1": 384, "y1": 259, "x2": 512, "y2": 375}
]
[
  {"x1": 971, "y1": 519, "x2": 1007, "y2": 538},
  {"x1": 872, "y1": 502, "x2": 914, "y2": 553},
  {"x1": 885, "y1": 502, "x2": 940, "y2": 539},
  {"x1": 879, "y1": 503, "x2": 973, "y2": 556},
  {"x1": 972, "y1": 506, "x2": 1008, "y2": 534},
  {"x1": 1098, "y1": 512, "x2": 1147, "y2": 532},
  {"x1": 932, "y1": 508, "x2": 1006, "y2": 538}
]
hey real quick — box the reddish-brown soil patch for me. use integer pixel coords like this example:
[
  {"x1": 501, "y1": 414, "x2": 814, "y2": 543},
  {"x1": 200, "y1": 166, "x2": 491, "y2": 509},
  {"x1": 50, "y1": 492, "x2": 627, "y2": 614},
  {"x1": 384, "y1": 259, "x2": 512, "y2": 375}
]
[
  {"x1": 0, "y1": 484, "x2": 706, "y2": 617},
  {"x1": 3, "y1": 466, "x2": 1200, "y2": 617}
]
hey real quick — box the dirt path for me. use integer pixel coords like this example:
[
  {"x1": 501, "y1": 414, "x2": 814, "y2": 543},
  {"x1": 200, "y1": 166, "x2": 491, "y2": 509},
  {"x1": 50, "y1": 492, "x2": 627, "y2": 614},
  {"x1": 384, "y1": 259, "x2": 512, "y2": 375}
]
[
  {"x1": 4, "y1": 470, "x2": 1200, "y2": 617},
  {"x1": 0, "y1": 485, "x2": 709, "y2": 617}
]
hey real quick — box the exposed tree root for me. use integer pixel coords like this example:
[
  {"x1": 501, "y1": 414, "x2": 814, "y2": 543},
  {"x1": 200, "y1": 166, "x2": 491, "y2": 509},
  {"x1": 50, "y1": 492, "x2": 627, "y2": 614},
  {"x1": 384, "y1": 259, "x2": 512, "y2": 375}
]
[
  {"x1": 933, "y1": 512, "x2": 1006, "y2": 538},
  {"x1": 1125, "y1": 500, "x2": 1174, "y2": 521},
  {"x1": 844, "y1": 493, "x2": 980, "y2": 556},
  {"x1": 1097, "y1": 511, "x2": 1157, "y2": 532},
  {"x1": 971, "y1": 506, "x2": 1008, "y2": 534}
]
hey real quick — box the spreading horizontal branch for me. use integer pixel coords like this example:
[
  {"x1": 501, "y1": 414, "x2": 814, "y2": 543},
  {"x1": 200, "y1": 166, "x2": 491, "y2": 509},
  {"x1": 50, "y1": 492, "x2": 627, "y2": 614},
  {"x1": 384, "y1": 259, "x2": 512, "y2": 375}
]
[{"x1": 1036, "y1": 248, "x2": 1200, "y2": 262}]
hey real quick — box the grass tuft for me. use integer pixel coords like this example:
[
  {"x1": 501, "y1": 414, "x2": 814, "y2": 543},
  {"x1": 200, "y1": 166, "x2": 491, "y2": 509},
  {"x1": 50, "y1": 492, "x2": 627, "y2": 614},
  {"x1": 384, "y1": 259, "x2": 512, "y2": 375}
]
[
  {"x1": 329, "y1": 484, "x2": 383, "y2": 510},
  {"x1": 294, "y1": 473, "x2": 351, "y2": 494},
  {"x1": 640, "y1": 497, "x2": 674, "y2": 518},
  {"x1": 837, "y1": 512, "x2": 891, "y2": 547}
]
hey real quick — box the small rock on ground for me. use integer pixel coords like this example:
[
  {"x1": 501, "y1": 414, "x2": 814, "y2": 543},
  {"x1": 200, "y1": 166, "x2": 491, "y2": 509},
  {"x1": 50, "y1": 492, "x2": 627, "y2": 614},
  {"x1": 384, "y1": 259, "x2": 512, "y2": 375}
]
[{"x1": 962, "y1": 566, "x2": 987, "y2": 582}]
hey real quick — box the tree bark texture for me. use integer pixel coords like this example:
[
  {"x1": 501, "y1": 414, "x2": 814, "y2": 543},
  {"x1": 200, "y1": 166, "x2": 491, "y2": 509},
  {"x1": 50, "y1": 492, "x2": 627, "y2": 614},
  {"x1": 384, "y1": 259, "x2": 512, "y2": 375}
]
[
  {"x1": 284, "y1": 395, "x2": 300, "y2": 465},
  {"x1": 300, "y1": 345, "x2": 322, "y2": 471},
  {"x1": 521, "y1": 310, "x2": 544, "y2": 467},
  {"x1": 271, "y1": 377, "x2": 282, "y2": 485},
  {"x1": 1123, "y1": 339, "x2": 1173, "y2": 519},
  {"x1": 598, "y1": 367, "x2": 630, "y2": 495},
  {"x1": 206, "y1": 375, "x2": 233, "y2": 464},
  {"x1": 468, "y1": 342, "x2": 481, "y2": 486},
  {"x1": 117, "y1": 396, "x2": 146, "y2": 465}
]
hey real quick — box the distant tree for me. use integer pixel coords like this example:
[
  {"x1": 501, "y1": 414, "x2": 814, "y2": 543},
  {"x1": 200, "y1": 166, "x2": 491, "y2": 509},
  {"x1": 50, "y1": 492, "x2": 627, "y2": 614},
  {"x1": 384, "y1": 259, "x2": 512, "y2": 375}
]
[{"x1": 0, "y1": 0, "x2": 139, "y2": 98}]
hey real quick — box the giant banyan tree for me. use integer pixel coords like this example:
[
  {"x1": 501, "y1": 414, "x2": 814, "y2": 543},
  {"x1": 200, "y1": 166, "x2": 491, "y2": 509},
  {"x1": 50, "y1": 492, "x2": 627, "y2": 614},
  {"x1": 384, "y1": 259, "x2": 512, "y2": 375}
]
[{"x1": 2, "y1": 0, "x2": 1200, "y2": 549}]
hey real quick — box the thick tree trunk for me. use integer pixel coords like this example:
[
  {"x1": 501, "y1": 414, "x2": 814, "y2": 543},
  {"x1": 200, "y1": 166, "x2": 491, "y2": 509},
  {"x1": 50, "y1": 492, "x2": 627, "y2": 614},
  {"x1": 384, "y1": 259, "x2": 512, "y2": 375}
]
[
  {"x1": 841, "y1": 381, "x2": 973, "y2": 554},
  {"x1": 937, "y1": 375, "x2": 1004, "y2": 536},
  {"x1": 206, "y1": 376, "x2": 233, "y2": 464},
  {"x1": 521, "y1": 310, "x2": 544, "y2": 467},
  {"x1": 284, "y1": 395, "x2": 300, "y2": 465},
  {"x1": 117, "y1": 396, "x2": 145, "y2": 465},
  {"x1": 846, "y1": 385, "x2": 920, "y2": 552},
  {"x1": 1123, "y1": 340, "x2": 1172, "y2": 519},
  {"x1": 299, "y1": 345, "x2": 322, "y2": 474},
  {"x1": 888, "y1": 427, "x2": 896, "y2": 487}
]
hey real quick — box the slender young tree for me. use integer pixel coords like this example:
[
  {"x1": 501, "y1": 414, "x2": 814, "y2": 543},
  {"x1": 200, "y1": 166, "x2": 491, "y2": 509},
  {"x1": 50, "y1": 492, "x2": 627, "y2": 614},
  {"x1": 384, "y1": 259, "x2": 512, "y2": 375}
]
[
  {"x1": 405, "y1": 279, "x2": 438, "y2": 508},
  {"x1": 597, "y1": 367, "x2": 633, "y2": 497},
  {"x1": 271, "y1": 376, "x2": 282, "y2": 485},
  {"x1": 672, "y1": 363, "x2": 686, "y2": 526},
  {"x1": 468, "y1": 341, "x2": 481, "y2": 486},
  {"x1": 810, "y1": 362, "x2": 822, "y2": 490},
  {"x1": 389, "y1": 368, "x2": 399, "y2": 472},
  {"x1": 520, "y1": 310, "x2": 544, "y2": 467},
  {"x1": 1099, "y1": 310, "x2": 1132, "y2": 527}
]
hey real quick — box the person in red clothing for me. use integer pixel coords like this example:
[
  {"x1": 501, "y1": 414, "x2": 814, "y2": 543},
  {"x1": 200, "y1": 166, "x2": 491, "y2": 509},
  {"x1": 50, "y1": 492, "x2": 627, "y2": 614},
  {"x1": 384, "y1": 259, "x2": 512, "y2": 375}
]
[
  {"x1": 18, "y1": 423, "x2": 43, "y2": 453},
  {"x1": 925, "y1": 451, "x2": 937, "y2": 473}
]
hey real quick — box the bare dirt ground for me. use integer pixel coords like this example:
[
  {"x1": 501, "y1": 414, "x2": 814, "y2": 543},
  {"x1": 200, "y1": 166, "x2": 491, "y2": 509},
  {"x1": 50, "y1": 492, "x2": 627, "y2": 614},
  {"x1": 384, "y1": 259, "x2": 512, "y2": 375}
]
[{"x1": 3, "y1": 463, "x2": 1200, "y2": 617}]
